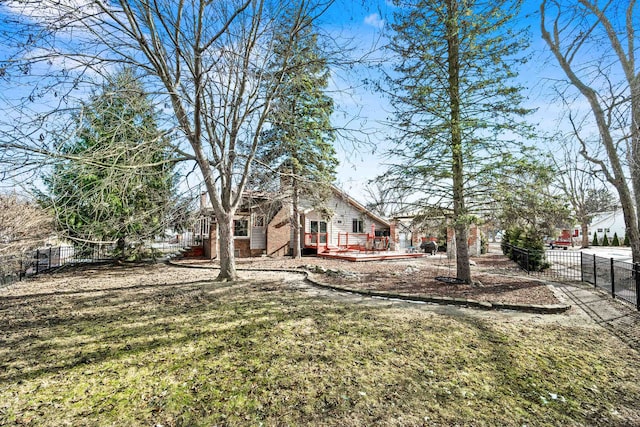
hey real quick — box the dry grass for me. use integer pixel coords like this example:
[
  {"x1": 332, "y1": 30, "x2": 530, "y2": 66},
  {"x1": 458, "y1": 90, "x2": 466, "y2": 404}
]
[{"x1": 0, "y1": 263, "x2": 639, "y2": 426}]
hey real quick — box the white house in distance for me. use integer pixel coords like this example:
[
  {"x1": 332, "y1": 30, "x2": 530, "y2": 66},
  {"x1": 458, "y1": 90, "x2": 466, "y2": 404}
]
[{"x1": 589, "y1": 210, "x2": 627, "y2": 243}]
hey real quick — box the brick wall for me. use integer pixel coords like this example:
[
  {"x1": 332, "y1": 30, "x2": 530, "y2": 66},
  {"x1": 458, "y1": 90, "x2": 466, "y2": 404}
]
[
  {"x1": 234, "y1": 239, "x2": 251, "y2": 258},
  {"x1": 266, "y1": 205, "x2": 291, "y2": 256},
  {"x1": 389, "y1": 222, "x2": 397, "y2": 250},
  {"x1": 204, "y1": 222, "x2": 217, "y2": 260},
  {"x1": 468, "y1": 224, "x2": 480, "y2": 256},
  {"x1": 447, "y1": 224, "x2": 481, "y2": 257}
]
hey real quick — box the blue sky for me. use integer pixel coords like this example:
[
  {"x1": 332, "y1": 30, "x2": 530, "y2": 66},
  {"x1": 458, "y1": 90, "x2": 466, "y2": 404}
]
[
  {"x1": 0, "y1": 0, "x2": 580, "y2": 204},
  {"x1": 321, "y1": 0, "x2": 561, "y2": 202}
]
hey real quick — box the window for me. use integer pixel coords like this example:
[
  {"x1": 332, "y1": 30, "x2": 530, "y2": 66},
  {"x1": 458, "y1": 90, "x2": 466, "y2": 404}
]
[
  {"x1": 234, "y1": 219, "x2": 249, "y2": 237},
  {"x1": 310, "y1": 220, "x2": 327, "y2": 233},
  {"x1": 310, "y1": 220, "x2": 327, "y2": 244},
  {"x1": 597, "y1": 228, "x2": 603, "y2": 233},
  {"x1": 352, "y1": 219, "x2": 364, "y2": 233},
  {"x1": 198, "y1": 217, "x2": 210, "y2": 238},
  {"x1": 253, "y1": 215, "x2": 265, "y2": 227}
]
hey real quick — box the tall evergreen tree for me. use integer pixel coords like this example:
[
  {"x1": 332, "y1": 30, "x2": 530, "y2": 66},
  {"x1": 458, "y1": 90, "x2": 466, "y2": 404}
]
[
  {"x1": 381, "y1": 0, "x2": 533, "y2": 283},
  {"x1": 259, "y1": 12, "x2": 337, "y2": 259},
  {"x1": 42, "y1": 69, "x2": 176, "y2": 258}
]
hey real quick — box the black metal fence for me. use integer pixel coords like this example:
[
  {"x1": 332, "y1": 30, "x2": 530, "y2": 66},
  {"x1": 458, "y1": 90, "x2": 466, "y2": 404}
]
[
  {"x1": 0, "y1": 244, "x2": 112, "y2": 287},
  {"x1": 0, "y1": 237, "x2": 197, "y2": 287},
  {"x1": 581, "y1": 253, "x2": 640, "y2": 309},
  {"x1": 503, "y1": 243, "x2": 640, "y2": 310}
]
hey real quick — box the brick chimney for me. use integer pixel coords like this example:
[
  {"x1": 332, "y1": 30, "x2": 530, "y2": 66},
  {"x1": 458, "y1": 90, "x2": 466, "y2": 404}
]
[{"x1": 200, "y1": 192, "x2": 208, "y2": 210}]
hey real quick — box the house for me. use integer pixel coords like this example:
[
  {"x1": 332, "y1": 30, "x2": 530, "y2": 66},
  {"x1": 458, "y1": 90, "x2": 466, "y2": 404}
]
[
  {"x1": 391, "y1": 213, "x2": 482, "y2": 256},
  {"x1": 589, "y1": 209, "x2": 627, "y2": 243},
  {"x1": 196, "y1": 185, "x2": 392, "y2": 259},
  {"x1": 391, "y1": 216, "x2": 425, "y2": 250}
]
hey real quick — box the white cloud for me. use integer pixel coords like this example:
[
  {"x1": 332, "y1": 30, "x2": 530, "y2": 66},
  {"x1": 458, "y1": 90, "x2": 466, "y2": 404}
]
[{"x1": 364, "y1": 13, "x2": 385, "y2": 29}]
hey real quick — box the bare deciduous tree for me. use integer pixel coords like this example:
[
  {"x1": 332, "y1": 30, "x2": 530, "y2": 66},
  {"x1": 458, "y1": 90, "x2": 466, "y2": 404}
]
[
  {"x1": 362, "y1": 180, "x2": 411, "y2": 218},
  {"x1": 1, "y1": 0, "x2": 337, "y2": 280},
  {"x1": 541, "y1": 0, "x2": 640, "y2": 261},
  {"x1": 0, "y1": 194, "x2": 53, "y2": 256},
  {"x1": 551, "y1": 140, "x2": 618, "y2": 248}
]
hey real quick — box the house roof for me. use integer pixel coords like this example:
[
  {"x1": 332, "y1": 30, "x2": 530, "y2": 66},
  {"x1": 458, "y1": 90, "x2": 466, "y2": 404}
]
[
  {"x1": 199, "y1": 185, "x2": 391, "y2": 228},
  {"x1": 331, "y1": 185, "x2": 391, "y2": 228}
]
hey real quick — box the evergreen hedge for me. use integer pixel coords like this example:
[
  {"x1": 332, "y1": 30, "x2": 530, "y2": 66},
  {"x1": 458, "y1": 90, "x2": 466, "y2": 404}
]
[
  {"x1": 501, "y1": 226, "x2": 549, "y2": 271},
  {"x1": 611, "y1": 233, "x2": 620, "y2": 246}
]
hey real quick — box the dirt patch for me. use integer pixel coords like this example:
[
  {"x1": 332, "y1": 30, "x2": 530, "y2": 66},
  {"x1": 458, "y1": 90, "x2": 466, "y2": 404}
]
[{"x1": 173, "y1": 251, "x2": 560, "y2": 306}]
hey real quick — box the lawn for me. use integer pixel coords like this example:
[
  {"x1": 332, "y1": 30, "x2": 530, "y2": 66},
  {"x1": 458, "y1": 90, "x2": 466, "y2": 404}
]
[{"x1": 0, "y1": 263, "x2": 639, "y2": 426}]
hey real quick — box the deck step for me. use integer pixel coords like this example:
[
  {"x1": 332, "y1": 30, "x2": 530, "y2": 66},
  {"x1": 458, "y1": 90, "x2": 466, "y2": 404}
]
[{"x1": 181, "y1": 246, "x2": 204, "y2": 257}]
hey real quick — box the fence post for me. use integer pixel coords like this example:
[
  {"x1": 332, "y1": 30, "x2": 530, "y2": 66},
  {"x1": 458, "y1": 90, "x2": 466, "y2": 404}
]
[
  {"x1": 48, "y1": 247, "x2": 52, "y2": 270},
  {"x1": 635, "y1": 263, "x2": 640, "y2": 311},
  {"x1": 35, "y1": 249, "x2": 40, "y2": 275},
  {"x1": 593, "y1": 254, "x2": 597, "y2": 289},
  {"x1": 610, "y1": 257, "x2": 615, "y2": 299}
]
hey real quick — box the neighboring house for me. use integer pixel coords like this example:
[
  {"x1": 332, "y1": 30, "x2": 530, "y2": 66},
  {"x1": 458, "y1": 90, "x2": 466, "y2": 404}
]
[
  {"x1": 391, "y1": 215, "x2": 441, "y2": 250},
  {"x1": 197, "y1": 186, "x2": 392, "y2": 259},
  {"x1": 589, "y1": 210, "x2": 626, "y2": 243}
]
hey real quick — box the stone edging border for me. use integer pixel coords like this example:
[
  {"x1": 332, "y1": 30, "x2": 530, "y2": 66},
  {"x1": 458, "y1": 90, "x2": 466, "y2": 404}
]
[{"x1": 167, "y1": 260, "x2": 572, "y2": 315}]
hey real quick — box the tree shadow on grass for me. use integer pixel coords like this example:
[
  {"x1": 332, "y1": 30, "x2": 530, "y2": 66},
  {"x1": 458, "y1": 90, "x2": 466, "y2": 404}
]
[{"x1": 0, "y1": 278, "x2": 289, "y2": 384}]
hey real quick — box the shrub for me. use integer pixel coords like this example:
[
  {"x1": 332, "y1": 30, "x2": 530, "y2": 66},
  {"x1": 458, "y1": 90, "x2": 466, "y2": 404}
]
[
  {"x1": 602, "y1": 233, "x2": 610, "y2": 246},
  {"x1": 501, "y1": 228, "x2": 519, "y2": 257},
  {"x1": 501, "y1": 226, "x2": 548, "y2": 271},
  {"x1": 611, "y1": 233, "x2": 620, "y2": 246},
  {"x1": 480, "y1": 232, "x2": 488, "y2": 254},
  {"x1": 592, "y1": 232, "x2": 599, "y2": 246},
  {"x1": 624, "y1": 234, "x2": 630, "y2": 246}
]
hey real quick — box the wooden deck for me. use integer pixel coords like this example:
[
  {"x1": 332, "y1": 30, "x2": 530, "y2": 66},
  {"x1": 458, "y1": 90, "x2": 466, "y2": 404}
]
[{"x1": 317, "y1": 250, "x2": 426, "y2": 262}]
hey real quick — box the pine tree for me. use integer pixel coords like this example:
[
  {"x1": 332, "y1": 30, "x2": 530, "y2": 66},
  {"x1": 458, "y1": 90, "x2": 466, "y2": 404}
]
[
  {"x1": 42, "y1": 69, "x2": 176, "y2": 258},
  {"x1": 602, "y1": 233, "x2": 610, "y2": 246},
  {"x1": 592, "y1": 232, "x2": 600, "y2": 246},
  {"x1": 612, "y1": 232, "x2": 620, "y2": 246},
  {"x1": 381, "y1": 0, "x2": 532, "y2": 283},
  {"x1": 624, "y1": 234, "x2": 630, "y2": 246},
  {"x1": 259, "y1": 12, "x2": 337, "y2": 258}
]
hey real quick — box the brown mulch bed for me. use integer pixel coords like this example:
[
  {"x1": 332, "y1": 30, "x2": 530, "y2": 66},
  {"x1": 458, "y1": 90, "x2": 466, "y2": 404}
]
[{"x1": 175, "y1": 251, "x2": 561, "y2": 306}]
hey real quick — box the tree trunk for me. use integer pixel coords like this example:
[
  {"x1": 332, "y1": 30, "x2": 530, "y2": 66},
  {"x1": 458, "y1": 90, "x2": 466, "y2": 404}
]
[
  {"x1": 446, "y1": 0, "x2": 472, "y2": 284},
  {"x1": 619, "y1": 198, "x2": 640, "y2": 262},
  {"x1": 292, "y1": 184, "x2": 301, "y2": 259},
  {"x1": 629, "y1": 77, "x2": 640, "y2": 262},
  {"x1": 117, "y1": 236, "x2": 126, "y2": 260},
  {"x1": 581, "y1": 222, "x2": 589, "y2": 248},
  {"x1": 216, "y1": 212, "x2": 238, "y2": 281},
  {"x1": 454, "y1": 222, "x2": 471, "y2": 280}
]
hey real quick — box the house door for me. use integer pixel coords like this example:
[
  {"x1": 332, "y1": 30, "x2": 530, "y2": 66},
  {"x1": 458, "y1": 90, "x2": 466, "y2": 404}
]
[
  {"x1": 398, "y1": 232, "x2": 408, "y2": 249},
  {"x1": 310, "y1": 220, "x2": 327, "y2": 244}
]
